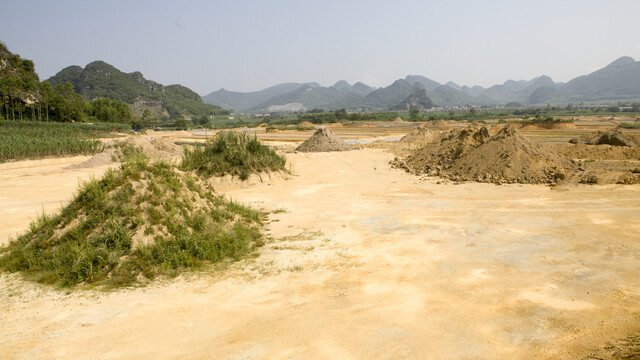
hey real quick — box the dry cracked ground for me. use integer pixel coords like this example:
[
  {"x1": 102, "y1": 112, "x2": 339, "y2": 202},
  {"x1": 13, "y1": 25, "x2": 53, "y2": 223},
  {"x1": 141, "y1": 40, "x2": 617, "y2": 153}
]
[{"x1": 1, "y1": 149, "x2": 639, "y2": 359}]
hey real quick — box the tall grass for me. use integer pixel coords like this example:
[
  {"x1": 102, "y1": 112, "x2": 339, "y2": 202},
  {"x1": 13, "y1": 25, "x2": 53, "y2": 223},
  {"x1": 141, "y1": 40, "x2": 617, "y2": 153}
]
[
  {"x1": 181, "y1": 131, "x2": 287, "y2": 180},
  {"x1": 0, "y1": 120, "x2": 130, "y2": 162},
  {"x1": 0, "y1": 149, "x2": 265, "y2": 288}
]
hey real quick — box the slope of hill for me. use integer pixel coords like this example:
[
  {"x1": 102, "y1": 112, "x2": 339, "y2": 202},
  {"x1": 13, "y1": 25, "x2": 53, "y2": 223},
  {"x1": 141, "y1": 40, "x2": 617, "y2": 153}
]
[
  {"x1": 361, "y1": 79, "x2": 422, "y2": 109},
  {"x1": 429, "y1": 85, "x2": 483, "y2": 106},
  {"x1": 557, "y1": 56, "x2": 640, "y2": 102},
  {"x1": 478, "y1": 76, "x2": 557, "y2": 104},
  {"x1": 394, "y1": 88, "x2": 435, "y2": 110},
  {"x1": 461, "y1": 85, "x2": 486, "y2": 97},
  {"x1": 249, "y1": 81, "x2": 372, "y2": 112},
  {"x1": 251, "y1": 84, "x2": 361, "y2": 111},
  {"x1": 526, "y1": 87, "x2": 558, "y2": 105},
  {"x1": 202, "y1": 82, "x2": 314, "y2": 112},
  {"x1": 0, "y1": 42, "x2": 41, "y2": 107},
  {"x1": 47, "y1": 61, "x2": 227, "y2": 116},
  {"x1": 404, "y1": 75, "x2": 441, "y2": 90}
]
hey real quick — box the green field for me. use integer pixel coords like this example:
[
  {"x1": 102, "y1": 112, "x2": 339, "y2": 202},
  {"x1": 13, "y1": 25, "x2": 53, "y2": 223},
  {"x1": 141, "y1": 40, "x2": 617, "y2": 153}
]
[{"x1": 0, "y1": 120, "x2": 130, "y2": 163}]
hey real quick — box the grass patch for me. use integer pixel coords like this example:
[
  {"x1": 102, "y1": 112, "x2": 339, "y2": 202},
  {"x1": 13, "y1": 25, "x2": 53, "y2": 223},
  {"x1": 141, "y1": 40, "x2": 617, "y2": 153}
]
[
  {"x1": 619, "y1": 122, "x2": 640, "y2": 129},
  {"x1": 0, "y1": 148, "x2": 265, "y2": 288},
  {"x1": 0, "y1": 120, "x2": 130, "y2": 162},
  {"x1": 180, "y1": 131, "x2": 287, "y2": 180}
]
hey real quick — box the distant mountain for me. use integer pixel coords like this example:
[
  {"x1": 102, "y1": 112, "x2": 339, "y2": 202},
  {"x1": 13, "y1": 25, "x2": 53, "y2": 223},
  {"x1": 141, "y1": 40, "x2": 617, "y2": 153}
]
[
  {"x1": 429, "y1": 85, "x2": 483, "y2": 106},
  {"x1": 557, "y1": 56, "x2": 640, "y2": 102},
  {"x1": 206, "y1": 81, "x2": 374, "y2": 112},
  {"x1": 461, "y1": 85, "x2": 485, "y2": 97},
  {"x1": 394, "y1": 88, "x2": 435, "y2": 110},
  {"x1": 526, "y1": 87, "x2": 558, "y2": 105},
  {"x1": 250, "y1": 83, "x2": 362, "y2": 111},
  {"x1": 199, "y1": 55, "x2": 640, "y2": 111},
  {"x1": 361, "y1": 79, "x2": 423, "y2": 109},
  {"x1": 478, "y1": 75, "x2": 558, "y2": 104},
  {"x1": 202, "y1": 82, "x2": 320, "y2": 112},
  {"x1": 445, "y1": 81, "x2": 462, "y2": 91},
  {"x1": 351, "y1": 82, "x2": 376, "y2": 96},
  {"x1": 404, "y1": 75, "x2": 440, "y2": 90},
  {"x1": 47, "y1": 61, "x2": 226, "y2": 116}
]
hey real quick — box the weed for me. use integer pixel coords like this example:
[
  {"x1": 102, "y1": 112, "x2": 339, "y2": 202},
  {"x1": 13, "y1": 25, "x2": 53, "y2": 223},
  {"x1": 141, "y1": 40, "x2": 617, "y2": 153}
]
[{"x1": 180, "y1": 131, "x2": 287, "y2": 179}]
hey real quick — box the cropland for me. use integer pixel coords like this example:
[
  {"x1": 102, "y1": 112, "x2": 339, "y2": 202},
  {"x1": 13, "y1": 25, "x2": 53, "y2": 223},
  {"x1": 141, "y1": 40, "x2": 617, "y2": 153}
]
[{"x1": 1, "y1": 115, "x2": 639, "y2": 359}]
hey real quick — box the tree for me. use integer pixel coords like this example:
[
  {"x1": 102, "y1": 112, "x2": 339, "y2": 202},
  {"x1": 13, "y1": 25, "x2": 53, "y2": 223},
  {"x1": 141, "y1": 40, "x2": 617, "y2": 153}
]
[
  {"x1": 409, "y1": 107, "x2": 421, "y2": 122},
  {"x1": 334, "y1": 108, "x2": 348, "y2": 120}
]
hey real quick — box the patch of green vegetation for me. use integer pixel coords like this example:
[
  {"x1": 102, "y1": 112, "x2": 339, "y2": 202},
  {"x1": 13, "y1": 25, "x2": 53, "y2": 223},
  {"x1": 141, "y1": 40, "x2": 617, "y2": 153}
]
[
  {"x1": 0, "y1": 120, "x2": 130, "y2": 162},
  {"x1": 47, "y1": 61, "x2": 229, "y2": 118},
  {"x1": 0, "y1": 149, "x2": 265, "y2": 288},
  {"x1": 181, "y1": 131, "x2": 287, "y2": 180},
  {"x1": 619, "y1": 122, "x2": 640, "y2": 129}
]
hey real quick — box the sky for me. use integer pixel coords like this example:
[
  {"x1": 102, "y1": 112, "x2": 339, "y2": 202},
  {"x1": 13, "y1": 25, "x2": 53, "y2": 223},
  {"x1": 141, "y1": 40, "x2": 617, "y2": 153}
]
[{"x1": 2, "y1": 0, "x2": 640, "y2": 95}]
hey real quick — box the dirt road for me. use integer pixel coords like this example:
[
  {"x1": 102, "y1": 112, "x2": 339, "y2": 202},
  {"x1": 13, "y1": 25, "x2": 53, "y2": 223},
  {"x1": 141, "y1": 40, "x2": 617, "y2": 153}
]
[{"x1": 1, "y1": 149, "x2": 639, "y2": 359}]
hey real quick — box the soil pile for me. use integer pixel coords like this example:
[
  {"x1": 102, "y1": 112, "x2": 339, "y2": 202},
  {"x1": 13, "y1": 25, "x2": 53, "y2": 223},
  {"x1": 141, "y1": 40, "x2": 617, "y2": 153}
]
[
  {"x1": 68, "y1": 136, "x2": 183, "y2": 169},
  {"x1": 450, "y1": 126, "x2": 573, "y2": 184},
  {"x1": 296, "y1": 127, "x2": 353, "y2": 152},
  {"x1": 398, "y1": 127, "x2": 490, "y2": 174},
  {"x1": 570, "y1": 129, "x2": 640, "y2": 147},
  {"x1": 425, "y1": 119, "x2": 452, "y2": 130},
  {"x1": 397, "y1": 126, "x2": 573, "y2": 184},
  {"x1": 400, "y1": 124, "x2": 436, "y2": 144}
]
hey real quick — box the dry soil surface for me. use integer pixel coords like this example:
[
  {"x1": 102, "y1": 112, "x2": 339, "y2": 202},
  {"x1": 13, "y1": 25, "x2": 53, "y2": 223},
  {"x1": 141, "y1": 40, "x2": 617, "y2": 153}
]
[{"x1": 1, "y1": 149, "x2": 640, "y2": 359}]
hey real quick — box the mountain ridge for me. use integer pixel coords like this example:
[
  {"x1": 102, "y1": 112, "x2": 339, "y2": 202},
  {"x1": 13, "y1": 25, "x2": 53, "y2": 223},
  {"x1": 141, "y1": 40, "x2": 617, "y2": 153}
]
[{"x1": 47, "y1": 61, "x2": 227, "y2": 116}]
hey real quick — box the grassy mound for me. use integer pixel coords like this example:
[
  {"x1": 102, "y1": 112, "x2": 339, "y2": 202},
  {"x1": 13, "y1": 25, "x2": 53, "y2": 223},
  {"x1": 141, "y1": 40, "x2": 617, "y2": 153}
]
[
  {"x1": 181, "y1": 131, "x2": 286, "y2": 180},
  {"x1": 0, "y1": 150, "x2": 265, "y2": 288}
]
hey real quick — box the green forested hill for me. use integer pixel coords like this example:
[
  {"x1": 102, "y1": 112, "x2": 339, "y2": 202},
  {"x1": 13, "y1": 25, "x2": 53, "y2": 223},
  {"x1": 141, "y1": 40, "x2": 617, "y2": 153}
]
[{"x1": 47, "y1": 61, "x2": 228, "y2": 116}]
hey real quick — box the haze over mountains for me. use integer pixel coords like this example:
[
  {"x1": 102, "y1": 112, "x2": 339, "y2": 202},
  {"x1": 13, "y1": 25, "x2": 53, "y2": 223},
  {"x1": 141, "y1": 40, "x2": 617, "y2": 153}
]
[{"x1": 203, "y1": 56, "x2": 640, "y2": 113}]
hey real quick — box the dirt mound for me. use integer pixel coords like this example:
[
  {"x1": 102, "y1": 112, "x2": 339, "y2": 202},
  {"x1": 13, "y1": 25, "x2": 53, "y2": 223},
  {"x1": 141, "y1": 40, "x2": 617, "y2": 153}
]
[
  {"x1": 570, "y1": 129, "x2": 640, "y2": 147},
  {"x1": 296, "y1": 127, "x2": 353, "y2": 152},
  {"x1": 450, "y1": 126, "x2": 573, "y2": 184},
  {"x1": 425, "y1": 119, "x2": 451, "y2": 130},
  {"x1": 393, "y1": 117, "x2": 405, "y2": 123},
  {"x1": 125, "y1": 136, "x2": 184, "y2": 158},
  {"x1": 399, "y1": 127, "x2": 490, "y2": 173},
  {"x1": 67, "y1": 135, "x2": 183, "y2": 169},
  {"x1": 519, "y1": 122, "x2": 576, "y2": 130},
  {"x1": 397, "y1": 126, "x2": 573, "y2": 184},
  {"x1": 400, "y1": 124, "x2": 436, "y2": 144},
  {"x1": 549, "y1": 143, "x2": 640, "y2": 161}
]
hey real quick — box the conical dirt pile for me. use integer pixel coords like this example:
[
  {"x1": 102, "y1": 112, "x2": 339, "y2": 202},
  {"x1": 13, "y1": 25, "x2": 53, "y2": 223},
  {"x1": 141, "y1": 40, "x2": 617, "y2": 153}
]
[
  {"x1": 397, "y1": 126, "x2": 573, "y2": 184},
  {"x1": 570, "y1": 129, "x2": 640, "y2": 147},
  {"x1": 296, "y1": 127, "x2": 352, "y2": 152},
  {"x1": 449, "y1": 126, "x2": 573, "y2": 184},
  {"x1": 400, "y1": 126, "x2": 490, "y2": 174},
  {"x1": 401, "y1": 124, "x2": 436, "y2": 144}
]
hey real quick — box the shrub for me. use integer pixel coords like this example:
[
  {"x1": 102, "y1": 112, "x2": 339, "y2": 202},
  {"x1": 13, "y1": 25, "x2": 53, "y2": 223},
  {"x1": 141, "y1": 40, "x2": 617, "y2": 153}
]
[{"x1": 181, "y1": 131, "x2": 287, "y2": 179}]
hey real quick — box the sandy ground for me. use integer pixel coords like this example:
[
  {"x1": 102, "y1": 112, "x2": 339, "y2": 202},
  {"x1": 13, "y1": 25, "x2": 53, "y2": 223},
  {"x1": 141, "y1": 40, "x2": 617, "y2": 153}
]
[
  {"x1": 1, "y1": 148, "x2": 640, "y2": 359},
  {"x1": 0, "y1": 156, "x2": 114, "y2": 245}
]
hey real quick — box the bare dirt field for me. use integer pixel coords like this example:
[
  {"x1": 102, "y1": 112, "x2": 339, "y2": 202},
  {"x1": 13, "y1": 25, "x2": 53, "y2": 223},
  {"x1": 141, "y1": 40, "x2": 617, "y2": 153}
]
[{"x1": 1, "y1": 119, "x2": 640, "y2": 359}]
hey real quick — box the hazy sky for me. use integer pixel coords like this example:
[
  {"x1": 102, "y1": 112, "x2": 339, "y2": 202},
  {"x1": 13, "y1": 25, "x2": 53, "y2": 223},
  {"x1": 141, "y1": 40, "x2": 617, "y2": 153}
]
[{"x1": 2, "y1": 0, "x2": 640, "y2": 94}]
